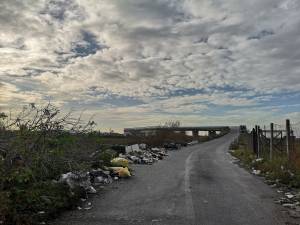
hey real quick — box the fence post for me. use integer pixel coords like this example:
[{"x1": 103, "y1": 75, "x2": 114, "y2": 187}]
[
  {"x1": 257, "y1": 125, "x2": 260, "y2": 158},
  {"x1": 270, "y1": 123, "x2": 274, "y2": 160},
  {"x1": 286, "y1": 119, "x2": 291, "y2": 160}
]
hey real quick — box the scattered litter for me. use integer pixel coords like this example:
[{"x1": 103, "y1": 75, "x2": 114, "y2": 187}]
[
  {"x1": 252, "y1": 169, "x2": 261, "y2": 175},
  {"x1": 87, "y1": 186, "x2": 97, "y2": 194},
  {"x1": 254, "y1": 158, "x2": 264, "y2": 163},
  {"x1": 187, "y1": 140, "x2": 198, "y2": 146},
  {"x1": 286, "y1": 193, "x2": 295, "y2": 199}
]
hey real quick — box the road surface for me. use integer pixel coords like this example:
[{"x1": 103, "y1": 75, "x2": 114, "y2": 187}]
[{"x1": 54, "y1": 130, "x2": 296, "y2": 225}]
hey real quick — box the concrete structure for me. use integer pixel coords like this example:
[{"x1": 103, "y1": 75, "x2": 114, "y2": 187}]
[{"x1": 124, "y1": 126, "x2": 230, "y2": 138}]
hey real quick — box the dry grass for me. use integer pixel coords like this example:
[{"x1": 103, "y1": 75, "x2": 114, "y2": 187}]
[{"x1": 291, "y1": 139, "x2": 300, "y2": 169}]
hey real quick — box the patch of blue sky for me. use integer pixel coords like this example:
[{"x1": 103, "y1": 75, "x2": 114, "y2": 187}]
[{"x1": 71, "y1": 31, "x2": 107, "y2": 57}]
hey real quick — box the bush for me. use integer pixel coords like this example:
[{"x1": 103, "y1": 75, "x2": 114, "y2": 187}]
[{"x1": 0, "y1": 103, "x2": 99, "y2": 225}]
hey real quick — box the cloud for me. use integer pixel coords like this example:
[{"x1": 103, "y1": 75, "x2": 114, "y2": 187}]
[{"x1": 0, "y1": 0, "x2": 300, "y2": 130}]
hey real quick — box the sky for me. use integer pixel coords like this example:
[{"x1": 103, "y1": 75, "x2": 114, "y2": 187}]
[{"x1": 0, "y1": 0, "x2": 300, "y2": 132}]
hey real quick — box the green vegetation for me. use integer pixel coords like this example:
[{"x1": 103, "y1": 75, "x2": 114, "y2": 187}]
[
  {"x1": 0, "y1": 103, "x2": 120, "y2": 225},
  {"x1": 230, "y1": 133, "x2": 300, "y2": 188}
]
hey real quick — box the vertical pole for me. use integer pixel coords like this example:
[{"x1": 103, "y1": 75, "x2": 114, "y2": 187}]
[
  {"x1": 270, "y1": 123, "x2": 274, "y2": 160},
  {"x1": 256, "y1": 126, "x2": 260, "y2": 158},
  {"x1": 252, "y1": 128, "x2": 257, "y2": 155},
  {"x1": 286, "y1": 119, "x2": 290, "y2": 160}
]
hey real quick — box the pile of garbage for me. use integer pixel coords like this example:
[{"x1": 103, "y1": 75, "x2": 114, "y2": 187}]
[
  {"x1": 58, "y1": 166, "x2": 131, "y2": 194},
  {"x1": 121, "y1": 144, "x2": 169, "y2": 165},
  {"x1": 57, "y1": 143, "x2": 175, "y2": 211}
]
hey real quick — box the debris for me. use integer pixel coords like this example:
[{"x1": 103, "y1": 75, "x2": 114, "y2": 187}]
[
  {"x1": 139, "y1": 143, "x2": 147, "y2": 150},
  {"x1": 89, "y1": 169, "x2": 112, "y2": 185},
  {"x1": 286, "y1": 193, "x2": 295, "y2": 199},
  {"x1": 59, "y1": 172, "x2": 96, "y2": 193},
  {"x1": 252, "y1": 169, "x2": 261, "y2": 175},
  {"x1": 187, "y1": 141, "x2": 198, "y2": 146},
  {"x1": 111, "y1": 157, "x2": 129, "y2": 167},
  {"x1": 110, "y1": 167, "x2": 131, "y2": 178},
  {"x1": 126, "y1": 144, "x2": 141, "y2": 153},
  {"x1": 254, "y1": 158, "x2": 264, "y2": 162},
  {"x1": 87, "y1": 186, "x2": 97, "y2": 194},
  {"x1": 283, "y1": 203, "x2": 297, "y2": 209}
]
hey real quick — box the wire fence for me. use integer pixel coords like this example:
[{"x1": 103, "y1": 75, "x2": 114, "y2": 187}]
[{"x1": 245, "y1": 119, "x2": 300, "y2": 168}]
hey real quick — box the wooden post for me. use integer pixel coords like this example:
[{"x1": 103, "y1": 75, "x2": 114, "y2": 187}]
[
  {"x1": 270, "y1": 123, "x2": 274, "y2": 160},
  {"x1": 286, "y1": 119, "x2": 290, "y2": 160},
  {"x1": 256, "y1": 126, "x2": 260, "y2": 158}
]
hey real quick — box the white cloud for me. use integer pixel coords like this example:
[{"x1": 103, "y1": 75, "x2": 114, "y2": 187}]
[{"x1": 0, "y1": 0, "x2": 300, "y2": 130}]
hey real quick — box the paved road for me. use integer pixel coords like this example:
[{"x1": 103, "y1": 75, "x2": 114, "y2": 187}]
[{"x1": 54, "y1": 130, "x2": 296, "y2": 225}]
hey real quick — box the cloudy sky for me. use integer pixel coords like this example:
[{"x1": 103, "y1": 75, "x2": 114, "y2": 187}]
[{"x1": 1, "y1": 0, "x2": 300, "y2": 132}]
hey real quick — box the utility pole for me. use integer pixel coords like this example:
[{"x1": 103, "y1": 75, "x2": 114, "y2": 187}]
[
  {"x1": 257, "y1": 125, "x2": 260, "y2": 158},
  {"x1": 270, "y1": 123, "x2": 274, "y2": 160},
  {"x1": 286, "y1": 119, "x2": 290, "y2": 160}
]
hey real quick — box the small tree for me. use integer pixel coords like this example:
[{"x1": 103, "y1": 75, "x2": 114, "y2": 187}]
[{"x1": 163, "y1": 120, "x2": 181, "y2": 128}]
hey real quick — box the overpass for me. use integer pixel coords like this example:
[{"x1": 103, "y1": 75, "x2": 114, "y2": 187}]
[{"x1": 124, "y1": 126, "x2": 230, "y2": 138}]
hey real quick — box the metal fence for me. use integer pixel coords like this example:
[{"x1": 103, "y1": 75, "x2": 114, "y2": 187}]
[{"x1": 251, "y1": 119, "x2": 300, "y2": 163}]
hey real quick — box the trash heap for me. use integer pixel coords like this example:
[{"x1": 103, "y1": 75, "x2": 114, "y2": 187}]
[
  {"x1": 57, "y1": 143, "x2": 171, "y2": 209},
  {"x1": 121, "y1": 144, "x2": 169, "y2": 165}
]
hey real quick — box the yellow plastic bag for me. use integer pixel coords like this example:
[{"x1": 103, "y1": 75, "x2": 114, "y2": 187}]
[
  {"x1": 110, "y1": 167, "x2": 131, "y2": 178},
  {"x1": 111, "y1": 157, "x2": 129, "y2": 167}
]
